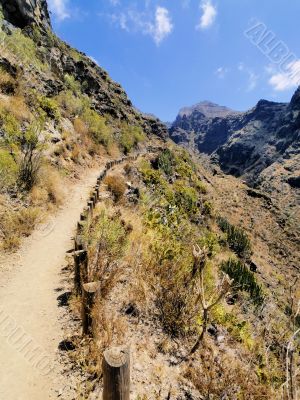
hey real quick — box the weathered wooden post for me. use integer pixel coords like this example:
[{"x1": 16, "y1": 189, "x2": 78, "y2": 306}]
[
  {"x1": 75, "y1": 234, "x2": 85, "y2": 251},
  {"x1": 80, "y1": 209, "x2": 88, "y2": 222},
  {"x1": 73, "y1": 250, "x2": 88, "y2": 294},
  {"x1": 103, "y1": 346, "x2": 130, "y2": 400},
  {"x1": 88, "y1": 200, "x2": 94, "y2": 217},
  {"x1": 82, "y1": 281, "x2": 100, "y2": 335}
]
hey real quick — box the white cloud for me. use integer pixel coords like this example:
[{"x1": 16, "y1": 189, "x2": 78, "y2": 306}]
[
  {"x1": 197, "y1": 0, "x2": 217, "y2": 30},
  {"x1": 215, "y1": 66, "x2": 228, "y2": 79},
  {"x1": 48, "y1": 0, "x2": 70, "y2": 21},
  {"x1": 238, "y1": 63, "x2": 259, "y2": 91},
  {"x1": 106, "y1": 5, "x2": 173, "y2": 45},
  {"x1": 268, "y1": 60, "x2": 300, "y2": 91},
  {"x1": 150, "y1": 7, "x2": 173, "y2": 45}
]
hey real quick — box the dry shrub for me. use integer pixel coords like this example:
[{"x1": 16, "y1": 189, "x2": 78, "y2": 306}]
[
  {"x1": 184, "y1": 345, "x2": 276, "y2": 400},
  {"x1": 0, "y1": 95, "x2": 31, "y2": 122},
  {"x1": 73, "y1": 117, "x2": 88, "y2": 136},
  {"x1": 6, "y1": 96, "x2": 31, "y2": 121},
  {"x1": 107, "y1": 141, "x2": 121, "y2": 158},
  {"x1": 104, "y1": 174, "x2": 126, "y2": 202},
  {"x1": 0, "y1": 69, "x2": 16, "y2": 94},
  {"x1": 30, "y1": 185, "x2": 49, "y2": 205},
  {"x1": 0, "y1": 205, "x2": 41, "y2": 251},
  {"x1": 36, "y1": 165, "x2": 65, "y2": 206},
  {"x1": 70, "y1": 143, "x2": 81, "y2": 163}
]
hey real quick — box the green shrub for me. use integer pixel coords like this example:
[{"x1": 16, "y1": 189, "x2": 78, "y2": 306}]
[
  {"x1": 157, "y1": 149, "x2": 175, "y2": 176},
  {"x1": 119, "y1": 124, "x2": 145, "y2": 154},
  {"x1": 203, "y1": 200, "x2": 213, "y2": 215},
  {"x1": 0, "y1": 149, "x2": 18, "y2": 190},
  {"x1": 64, "y1": 74, "x2": 82, "y2": 94},
  {"x1": 87, "y1": 209, "x2": 128, "y2": 264},
  {"x1": 0, "y1": 28, "x2": 46, "y2": 71},
  {"x1": 82, "y1": 109, "x2": 112, "y2": 146},
  {"x1": 198, "y1": 231, "x2": 220, "y2": 257},
  {"x1": 38, "y1": 96, "x2": 60, "y2": 121},
  {"x1": 140, "y1": 160, "x2": 164, "y2": 186},
  {"x1": 217, "y1": 216, "x2": 252, "y2": 259},
  {"x1": 56, "y1": 90, "x2": 87, "y2": 117},
  {"x1": 173, "y1": 181, "x2": 198, "y2": 215},
  {"x1": 221, "y1": 258, "x2": 264, "y2": 305}
]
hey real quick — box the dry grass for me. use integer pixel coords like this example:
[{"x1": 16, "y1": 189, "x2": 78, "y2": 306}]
[
  {"x1": 184, "y1": 344, "x2": 277, "y2": 399},
  {"x1": 0, "y1": 200, "x2": 41, "y2": 251},
  {"x1": 36, "y1": 165, "x2": 65, "y2": 206},
  {"x1": 73, "y1": 117, "x2": 88, "y2": 136},
  {"x1": 0, "y1": 69, "x2": 16, "y2": 95},
  {"x1": 70, "y1": 143, "x2": 82, "y2": 164},
  {"x1": 103, "y1": 174, "x2": 126, "y2": 202},
  {"x1": 107, "y1": 141, "x2": 121, "y2": 158}
]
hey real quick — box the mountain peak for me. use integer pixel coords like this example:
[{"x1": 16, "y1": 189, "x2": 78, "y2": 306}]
[{"x1": 178, "y1": 101, "x2": 239, "y2": 119}]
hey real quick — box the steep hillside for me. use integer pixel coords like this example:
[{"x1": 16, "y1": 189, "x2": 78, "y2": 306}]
[
  {"x1": 0, "y1": 0, "x2": 166, "y2": 251},
  {"x1": 0, "y1": 2, "x2": 299, "y2": 399},
  {"x1": 63, "y1": 146, "x2": 299, "y2": 399}
]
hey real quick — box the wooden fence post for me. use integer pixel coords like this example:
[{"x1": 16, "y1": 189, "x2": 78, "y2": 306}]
[
  {"x1": 75, "y1": 234, "x2": 85, "y2": 251},
  {"x1": 82, "y1": 281, "x2": 100, "y2": 335},
  {"x1": 103, "y1": 346, "x2": 130, "y2": 400},
  {"x1": 73, "y1": 250, "x2": 87, "y2": 295},
  {"x1": 88, "y1": 201, "x2": 94, "y2": 216}
]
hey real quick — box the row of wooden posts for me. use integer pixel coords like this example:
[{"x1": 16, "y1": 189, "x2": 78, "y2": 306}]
[{"x1": 73, "y1": 155, "x2": 138, "y2": 399}]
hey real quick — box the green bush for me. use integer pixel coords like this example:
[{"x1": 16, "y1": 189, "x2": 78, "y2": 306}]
[
  {"x1": 198, "y1": 231, "x2": 220, "y2": 257},
  {"x1": 140, "y1": 160, "x2": 164, "y2": 186},
  {"x1": 56, "y1": 90, "x2": 87, "y2": 117},
  {"x1": 174, "y1": 181, "x2": 198, "y2": 215},
  {"x1": 64, "y1": 74, "x2": 82, "y2": 94},
  {"x1": 157, "y1": 149, "x2": 175, "y2": 176},
  {"x1": 0, "y1": 149, "x2": 18, "y2": 190},
  {"x1": 119, "y1": 124, "x2": 145, "y2": 154},
  {"x1": 87, "y1": 209, "x2": 128, "y2": 263},
  {"x1": 0, "y1": 28, "x2": 46, "y2": 71},
  {"x1": 217, "y1": 216, "x2": 252, "y2": 259},
  {"x1": 221, "y1": 258, "x2": 264, "y2": 305},
  {"x1": 38, "y1": 96, "x2": 60, "y2": 121},
  {"x1": 82, "y1": 109, "x2": 112, "y2": 146}
]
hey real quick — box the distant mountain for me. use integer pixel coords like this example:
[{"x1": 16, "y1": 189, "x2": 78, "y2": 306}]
[
  {"x1": 169, "y1": 95, "x2": 300, "y2": 204},
  {"x1": 178, "y1": 101, "x2": 240, "y2": 119}
]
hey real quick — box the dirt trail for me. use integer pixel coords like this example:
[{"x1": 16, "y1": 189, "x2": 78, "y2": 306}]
[{"x1": 0, "y1": 165, "x2": 103, "y2": 400}]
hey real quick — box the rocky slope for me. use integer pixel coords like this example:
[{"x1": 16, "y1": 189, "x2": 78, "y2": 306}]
[
  {"x1": 170, "y1": 94, "x2": 300, "y2": 212},
  {"x1": 0, "y1": 0, "x2": 167, "y2": 139},
  {"x1": 0, "y1": 0, "x2": 51, "y2": 29}
]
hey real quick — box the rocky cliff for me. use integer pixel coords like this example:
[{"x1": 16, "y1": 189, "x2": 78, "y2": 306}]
[
  {"x1": 0, "y1": 0, "x2": 167, "y2": 139},
  {"x1": 170, "y1": 95, "x2": 300, "y2": 203},
  {"x1": 0, "y1": 0, "x2": 51, "y2": 29}
]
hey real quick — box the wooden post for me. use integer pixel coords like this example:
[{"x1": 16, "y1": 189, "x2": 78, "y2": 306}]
[
  {"x1": 75, "y1": 234, "x2": 85, "y2": 251},
  {"x1": 103, "y1": 346, "x2": 130, "y2": 400},
  {"x1": 80, "y1": 210, "x2": 87, "y2": 222},
  {"x1": 77, "y1": 220, "x2": 85, "y2": 234},
  {"x1": 73, "y1": 250, "x2": 87, "y2": 295},
  {"x1": 82, "y1": 281, "x2": 100, "y2": 336},
  {"x1": 88, "y1": 201, "x2": 94, "y2": 215},
  {"x1": 93, "y1": 191, "x2": 98, "y2": 205}
]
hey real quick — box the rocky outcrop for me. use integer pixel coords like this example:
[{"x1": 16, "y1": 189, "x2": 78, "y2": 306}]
[
  {"x1": 169, "y1": 95, "x2": 300, "y2": 206},
  {"x1": 0, "y1": 0, "x2": 51, "y2": 29},
  {"x1": 170, "y1": 95, "x2": 299, "y2": 177}
]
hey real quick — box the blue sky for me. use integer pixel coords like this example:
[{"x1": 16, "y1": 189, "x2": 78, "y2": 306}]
[{"x1": 48, "y1": 0, "x2": 300, "y2": 121}]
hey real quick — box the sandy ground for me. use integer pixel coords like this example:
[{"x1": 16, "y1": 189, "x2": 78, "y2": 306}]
[{"x1": 0, "y1": 166, "x2": 102, "y2": 400}]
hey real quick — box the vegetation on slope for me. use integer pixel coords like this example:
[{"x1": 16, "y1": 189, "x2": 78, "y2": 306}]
[
  {"x1": 65, "y1": 146, "x2": 300, "y2": 399},
  {"x1": 0, "y1": 16, "x2": 151, "y2": 251}
]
